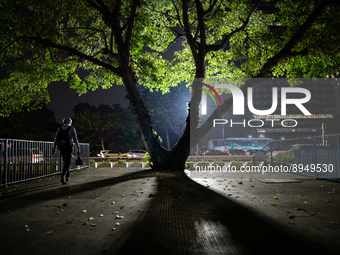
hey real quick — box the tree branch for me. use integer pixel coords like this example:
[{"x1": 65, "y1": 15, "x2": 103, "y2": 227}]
[
  {"x1": 193, "y1": 27, "x2": 199, "y2": 41},
  {"x1": 110, "y1": 29, "x2": 114, "y2": 52},
  {"x1": 22, "y1": 36, "x2": 121, "y2": 75},
  {"x1": 145, "y1": 3, "x2": 180, "y2": 25},
  {"x1": 204, "y1": 1, "x2": 225, "y2": 22},
  {"x1": 170, "y1": 0, "x2": 185, "y2": 28},
  {"x1": 1, "y1": 41, "x2": 36, "y2": 63},
  {"x1": 84, "y1": 0, "x2": 104, "y2": 13},
  {"x1": 288, "y1": 48, "x2": 309, "y2": 57},
  {"x1": 195, "y1": 0, "x2": 207, "y2": 58},
  {"x1": 124, "y1": 0, "x2": 140, "y2": 54},
  {"x1": 244, "y1": 29, "x2": 273, "y2": 53},
  {"x1": 206, "y1": 4, "x2": 256, "y2": 52},
  {"x1": 203, "y1": 0, "x2": 219, "y2": 16},
  {"x1": 157, "y1": 33, "x2": 184, "y2": 57},
  {"x1": 182, "y1": 0, "x2": 198, "y2": 60},
  {"x1": 114, "y1": 0, "x2": 122, "y2": 12},
  {"x1": 255, "y1": 0, "x2": 331, "y2": 77}
]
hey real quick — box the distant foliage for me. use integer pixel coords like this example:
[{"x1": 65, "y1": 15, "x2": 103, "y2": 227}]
[
  {"x1": 275, "y1": 154, "x2": 295, "y2": 163},
  {"x1": 72, "y1": 103, "x2": 143, "y2": 152},
  {"x1": 0, "y1": 105, "x2": 59, "y2": 141}
]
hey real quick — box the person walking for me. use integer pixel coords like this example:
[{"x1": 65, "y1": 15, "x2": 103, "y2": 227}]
[{"x1": 52, "y1": 118, "x2": 80, "y2": 184}]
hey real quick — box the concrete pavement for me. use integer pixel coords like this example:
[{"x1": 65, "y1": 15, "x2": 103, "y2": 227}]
[{"x1": 0, "y1": 166, "x2": 339, "y2": 254}]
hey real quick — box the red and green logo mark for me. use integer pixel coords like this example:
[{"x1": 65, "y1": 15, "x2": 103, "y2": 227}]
[{"x1": 197, "y1": 82, "x2": 222, "y2": 107}]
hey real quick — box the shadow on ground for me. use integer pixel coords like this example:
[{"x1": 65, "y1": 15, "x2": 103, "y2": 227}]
[
  {"x1": 0, "y1": 169, "x2": 157, "y2": 213},
  {"x1": 105, "y1": 171, "x2": 325, "y2": 255},
  {"x1": 0, "y1": 169, "x2": 331, "y2": 254}
]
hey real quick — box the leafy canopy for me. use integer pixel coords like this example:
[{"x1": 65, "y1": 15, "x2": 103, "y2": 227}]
[
  {"x1": 0, "y1": 0, "x2": 178, "y2": 116},
  {"x1": 1, "y1": 0, "x2": 339, "y2": 118}
]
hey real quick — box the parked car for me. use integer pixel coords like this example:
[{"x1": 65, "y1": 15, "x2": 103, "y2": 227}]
[
  {"x1": 228, "y1": 149, "x2": 246, "y2": 155},
  {"x1": 128, "y1": 150, "x2": 147, "y2": 157},
  {"x1": 100, "y1": 150, "x2": 121, "y2": 157},
  {"x1": 28, "y1": 148, "x2": 44, "y2": 163},
  {"x1": 247, "y1": 149, "x2": 268, "y2": 155},
  {"x1": 16, "y1": 148, "x2": 44, "y2": 163},
  {"x1": 204, "y1": 150, "x2": 228, "y2": 156},
  {"x1": 119, "y1": 153, "x2": 132, "y2": 158}
]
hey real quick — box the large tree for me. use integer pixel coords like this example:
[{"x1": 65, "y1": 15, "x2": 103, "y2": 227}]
[
  {"x1": 1, "y1": 0, "x2": 339, "y2": 170},
  {"x1": 165, "y1": 0, "x2": 340, "y2": 150}
]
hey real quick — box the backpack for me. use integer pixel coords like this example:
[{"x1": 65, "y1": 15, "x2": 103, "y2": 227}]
[{"x1": 56, "y1": 126, "x2": 72, "y2": 150}]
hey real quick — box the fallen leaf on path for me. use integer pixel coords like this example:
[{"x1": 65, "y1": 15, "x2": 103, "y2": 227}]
[
  {"x1": 287, "y1": 220, "x2": 295, "y2": 225},
  {"x1": 295, "y1": 208, "x2": 306, "y2": 212}
]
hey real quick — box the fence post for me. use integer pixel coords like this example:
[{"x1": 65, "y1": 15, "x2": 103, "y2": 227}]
[
  {"x1": 270, "y1": 142, "x2": 273, "y2": 166},
  {"x1": 4, "y1": 139, "x2": 8, "y2": 187},
  {"x1": 60, "y1": 154, "x2": 63, "y2": 176},
  {"x1": 313, "y1": 137, "x2": 317, "y2": 167}
]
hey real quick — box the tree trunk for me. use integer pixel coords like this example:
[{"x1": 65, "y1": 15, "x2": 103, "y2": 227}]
[
  {"x1": 121, "y1": 70, "x2": 188, "y2": 171},
  {"x1": 101, "y1": 139, "x2": 105, "y2": 151},
  {"x1": 165, "y1": 126, "x2": 170, "y2": 150}
]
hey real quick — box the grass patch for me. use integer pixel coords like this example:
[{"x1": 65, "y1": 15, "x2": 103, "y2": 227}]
[{"x1": 275, "y1": 154, "x2": 295, "y2": 163}]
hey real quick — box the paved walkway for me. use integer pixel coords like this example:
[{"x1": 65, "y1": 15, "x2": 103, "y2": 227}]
[{"x1": 0, "y1": 167, "x2": 339, "y2": 254}]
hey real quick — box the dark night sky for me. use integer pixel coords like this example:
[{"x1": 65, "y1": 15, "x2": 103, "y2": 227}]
[{"x1": 47, "y1": 81, "x2": 128, "y2": 123}]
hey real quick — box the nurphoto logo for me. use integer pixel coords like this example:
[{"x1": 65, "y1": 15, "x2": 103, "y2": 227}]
[{"x1": 198, "y1": 80, "x2": 312, "y2": 129}]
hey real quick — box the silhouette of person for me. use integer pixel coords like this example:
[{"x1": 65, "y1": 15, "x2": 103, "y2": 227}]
[{"x1": 52, "y1": 118, "x2": 80, "y2": 184}]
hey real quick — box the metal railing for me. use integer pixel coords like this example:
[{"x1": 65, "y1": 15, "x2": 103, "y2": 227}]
[
  {"x1": 1, "y1": 139, "x2": 90, "y2": 187},
  {"x1": 253, "y1": 134, "x2": 340, "y2": 180}
]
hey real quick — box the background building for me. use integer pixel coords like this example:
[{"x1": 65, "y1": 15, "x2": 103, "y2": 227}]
[{"x1": 250, "y1": 79, "x2": 340, "y2": 140}]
